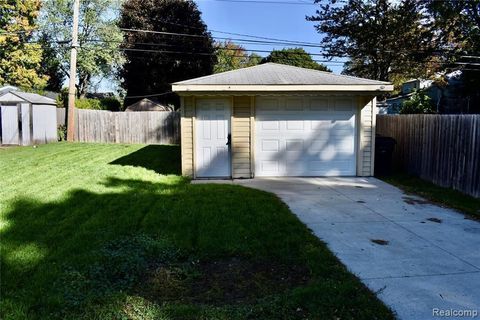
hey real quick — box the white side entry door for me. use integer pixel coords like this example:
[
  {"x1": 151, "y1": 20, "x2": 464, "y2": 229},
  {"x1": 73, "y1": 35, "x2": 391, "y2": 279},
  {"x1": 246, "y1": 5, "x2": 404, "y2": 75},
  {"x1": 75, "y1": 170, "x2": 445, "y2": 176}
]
[{"x1": 195, "y1": 99, "x2": 231, "y2": 178}]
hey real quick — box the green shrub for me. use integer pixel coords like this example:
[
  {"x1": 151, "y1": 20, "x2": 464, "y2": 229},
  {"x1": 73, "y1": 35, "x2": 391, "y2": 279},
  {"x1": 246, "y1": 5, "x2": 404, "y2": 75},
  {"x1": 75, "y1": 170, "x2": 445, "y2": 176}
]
[
  {"x1": 400, "y1": 90, "x2": 435, "y2": 114},
  {"x1": 57, "y1": 91, "x2": 122, "y2": 111},
  {"x1": 99, "y1": 97, "x2": 122, "y2": 111},
  {"x1": 75, "y1": 99, "x2": 102, "y2": 110},
  {"x1": 57, "y1": 88, "x2": 69, "y2": 109},
  {"x1": 57, "y1": 125, "x2": 67, "y2": 141}
]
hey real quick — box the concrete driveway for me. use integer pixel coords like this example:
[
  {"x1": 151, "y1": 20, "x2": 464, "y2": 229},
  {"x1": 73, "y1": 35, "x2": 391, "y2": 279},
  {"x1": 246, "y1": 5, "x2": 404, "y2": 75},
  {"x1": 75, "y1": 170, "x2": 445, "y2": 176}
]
[{"x1": 233, "y1": 177, "x2": 480, "y2": 320}]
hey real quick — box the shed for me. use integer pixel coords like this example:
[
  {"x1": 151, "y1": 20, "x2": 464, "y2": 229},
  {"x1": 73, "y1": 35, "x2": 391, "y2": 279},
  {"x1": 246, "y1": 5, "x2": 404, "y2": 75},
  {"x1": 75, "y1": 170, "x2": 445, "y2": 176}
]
[
  {"x1": 172, "y1": 63, "x2": 393, "y2": 179},
  {"x1": 0, "y1": 91, "x2": 57, "y2": 145},
  {"x1": 124, "y1": 98, "x2": 173, "y2": 112}
]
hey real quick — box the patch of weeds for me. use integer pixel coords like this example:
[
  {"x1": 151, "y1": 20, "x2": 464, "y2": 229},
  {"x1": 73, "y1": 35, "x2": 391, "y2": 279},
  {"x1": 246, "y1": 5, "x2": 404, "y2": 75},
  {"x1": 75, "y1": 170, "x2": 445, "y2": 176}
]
[
  {"x1": 54, "y1": 234, "x2": 178, "y2": 315},
  {"x1": 139, "y1": 256, "x2": 311, "y2": 305},
  {"x1": 91, "y1": 234, "x2": 178, "y2": 290},
  {"x1": 370, "y1": 239, "x2": 389, "y2": 246}
]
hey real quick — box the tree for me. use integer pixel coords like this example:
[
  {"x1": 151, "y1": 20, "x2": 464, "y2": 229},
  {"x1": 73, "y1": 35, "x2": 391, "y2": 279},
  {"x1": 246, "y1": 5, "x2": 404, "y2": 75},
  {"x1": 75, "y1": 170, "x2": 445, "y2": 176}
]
[
  {"x1": 214, "y1": 41, "x2": 261, "y2": 73},
  {"x1": 0, "y1": 0, "x2": 47, "y2": 88},
  {"x1": 423, "y1": 1, "x2": 480, "y2": 113},
  {"x1": 119, "y1": 0, "x2": 215, "y2": 105},
  {"x1": 38, "y1": 34, "x2": 64, "y2": 91},
  {"x1": 400, "y1": 90, "x2": 435, "y2": 114},
  {"x1": 307, "y1": 0, "x2": 437, "y2": 84},
  {"x1": 39, "y1": 0, "x2": 123, "y2": 97},
  {"x1": 261, "y1": 48, "x2": 330, "y2": 71},
  {"x1": 423, "y1": 0, "x2": 480, "y2": 55}
]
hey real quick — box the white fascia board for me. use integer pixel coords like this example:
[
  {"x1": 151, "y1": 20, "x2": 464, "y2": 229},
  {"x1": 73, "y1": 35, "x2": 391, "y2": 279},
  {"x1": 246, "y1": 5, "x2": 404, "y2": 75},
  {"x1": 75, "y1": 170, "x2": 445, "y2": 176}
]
[{"x1": 172, "y1": 84, "x2": 394, "y2": 92}]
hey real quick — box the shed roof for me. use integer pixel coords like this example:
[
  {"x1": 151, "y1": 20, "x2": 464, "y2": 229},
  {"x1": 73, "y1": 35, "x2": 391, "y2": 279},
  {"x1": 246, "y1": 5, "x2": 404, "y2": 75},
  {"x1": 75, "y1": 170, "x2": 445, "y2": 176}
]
[
  {"x1": 0, "y1": 91, "x2": 56, "y2": 105},
  {"x1": 124, "y1": 98, "x2": 173, "y2": 112},
  {"x1": 0, "y1": 85, "x2": 18, "y2": 95}
]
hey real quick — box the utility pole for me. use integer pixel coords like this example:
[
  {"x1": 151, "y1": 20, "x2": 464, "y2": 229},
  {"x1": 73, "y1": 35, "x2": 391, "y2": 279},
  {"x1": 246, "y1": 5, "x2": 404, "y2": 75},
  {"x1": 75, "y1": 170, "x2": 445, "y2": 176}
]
[{"x1": 67, "y1": 0, "x2": 80, "y2": 141}]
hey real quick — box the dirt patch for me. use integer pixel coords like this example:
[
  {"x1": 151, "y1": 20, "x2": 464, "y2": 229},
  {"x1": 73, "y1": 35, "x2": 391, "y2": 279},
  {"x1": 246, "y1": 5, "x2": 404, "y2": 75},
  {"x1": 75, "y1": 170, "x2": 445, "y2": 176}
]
[
  {"x1": 427, "y1": 217, "x2": 442, "y2": 223},
  {"x1": 137, "y1": 257, "x2": 311, "y2": 305},
  {"x1": 371, "y1": 239, "x2": 389, "y2": 245},
  {"x1": 403, "y1": 196, "x2": 431, "y2": 205}
]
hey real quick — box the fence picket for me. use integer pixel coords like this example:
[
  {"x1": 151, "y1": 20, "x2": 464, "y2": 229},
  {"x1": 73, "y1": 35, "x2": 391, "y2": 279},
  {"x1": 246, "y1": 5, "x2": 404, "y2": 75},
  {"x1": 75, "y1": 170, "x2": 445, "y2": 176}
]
[
  {"x1": 75, "y1": 109, "x2": 180, "y2": 145},
  {"x1": 377, "y1": 115, "x2": 480, "y2": 198}
]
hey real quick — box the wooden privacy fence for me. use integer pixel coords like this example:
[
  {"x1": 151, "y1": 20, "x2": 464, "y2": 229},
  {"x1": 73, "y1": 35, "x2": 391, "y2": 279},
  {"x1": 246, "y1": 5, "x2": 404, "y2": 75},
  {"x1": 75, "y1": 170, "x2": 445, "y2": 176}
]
[
  {"x1": 57, "y1": 108, "x2": 66, "y2": 126},
  {"x1": 376, "y1": 115, "x2": 480, "y2": 198},
  {"x1": 75, "y1": 109, "x2": 180, "y2": 144}
]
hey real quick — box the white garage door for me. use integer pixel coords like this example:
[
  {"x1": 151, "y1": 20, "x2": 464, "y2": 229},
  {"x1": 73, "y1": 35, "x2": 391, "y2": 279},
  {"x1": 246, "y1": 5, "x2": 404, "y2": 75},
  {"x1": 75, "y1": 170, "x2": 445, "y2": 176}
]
[{"x1": 255, "y1": 96, "x2": 356, "y2": 177}]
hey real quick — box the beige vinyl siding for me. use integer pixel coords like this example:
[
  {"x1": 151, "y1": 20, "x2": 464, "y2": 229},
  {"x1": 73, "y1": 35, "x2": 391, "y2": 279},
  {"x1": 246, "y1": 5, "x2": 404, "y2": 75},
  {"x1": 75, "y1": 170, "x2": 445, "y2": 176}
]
[
  {"x1": 181, "y1": 96, "x2": 195, "y2": 177},
  {"x1": 180, "y1": 93, "x2": 377, "y2": 178},
  {"x1": 356, "y1": 96, "x2": 375, "y2": 176},
  {"x1": 232, "y1": 96, "x2": 252, "y2": 178}
]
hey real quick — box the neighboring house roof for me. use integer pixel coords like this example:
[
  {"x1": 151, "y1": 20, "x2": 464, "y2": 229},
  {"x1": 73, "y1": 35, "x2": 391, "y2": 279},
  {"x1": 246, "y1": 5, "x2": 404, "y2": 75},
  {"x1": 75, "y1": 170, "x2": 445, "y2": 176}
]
[
  {"x1": 124, "y1": 98, "x2": 173, "y2": 112},
  {"x1": 86, "y1": 92, "x2": 115, "y2": 99},
  {"x1": 172, "y1": 63, "x2": 393, "y2": 92},
  {"x1": 0, "y1": 90, "x2": 57, "y2": 105}
]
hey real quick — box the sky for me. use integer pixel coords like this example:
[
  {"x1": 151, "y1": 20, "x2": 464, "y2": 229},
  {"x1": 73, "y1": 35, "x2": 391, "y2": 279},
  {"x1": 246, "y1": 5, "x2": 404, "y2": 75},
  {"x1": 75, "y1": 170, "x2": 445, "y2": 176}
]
[
  {"x1": 99, "y1": 0, "x2": 345, "y2": 92},
  {"x1": 195, "y1": 0, "x2": 345, "y2": 73}
]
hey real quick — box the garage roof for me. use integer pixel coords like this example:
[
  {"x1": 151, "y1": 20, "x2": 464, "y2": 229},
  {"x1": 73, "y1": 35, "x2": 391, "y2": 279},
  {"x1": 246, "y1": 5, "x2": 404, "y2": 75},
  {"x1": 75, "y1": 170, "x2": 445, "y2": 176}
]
[{"x1": 172, "y1": 63, "x2": 393, "y2": 92}]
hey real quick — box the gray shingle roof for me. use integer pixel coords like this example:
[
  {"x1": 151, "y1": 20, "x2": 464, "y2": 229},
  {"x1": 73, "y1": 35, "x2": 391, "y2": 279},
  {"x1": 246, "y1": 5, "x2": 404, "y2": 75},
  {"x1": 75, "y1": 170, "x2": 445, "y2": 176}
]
[
  {"x1": 173, "y1": 63, "x2": 390, "y2": 86},
  {"x1": 0, "y1": 91, "x2": 56, "y2": 105},
  {"x1": 125, "y1": 98, "x2": 173, "y2": 112}
]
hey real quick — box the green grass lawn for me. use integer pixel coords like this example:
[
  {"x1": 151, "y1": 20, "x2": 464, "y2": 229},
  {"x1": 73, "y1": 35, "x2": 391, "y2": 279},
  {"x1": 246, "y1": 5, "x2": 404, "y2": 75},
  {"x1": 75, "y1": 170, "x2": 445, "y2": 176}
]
[
  {"x1": 381, "y1": 173, "x2": 480, "y2": 220},
  {"x1": 0, "y1": 143, "x2": 394, "y2": 320}
]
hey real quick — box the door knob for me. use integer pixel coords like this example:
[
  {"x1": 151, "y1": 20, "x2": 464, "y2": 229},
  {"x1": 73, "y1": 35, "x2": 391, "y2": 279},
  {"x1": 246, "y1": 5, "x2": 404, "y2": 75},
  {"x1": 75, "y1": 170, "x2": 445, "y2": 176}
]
[{"x1": 226, "y1": 133, "x2": 231, "y2": 146}]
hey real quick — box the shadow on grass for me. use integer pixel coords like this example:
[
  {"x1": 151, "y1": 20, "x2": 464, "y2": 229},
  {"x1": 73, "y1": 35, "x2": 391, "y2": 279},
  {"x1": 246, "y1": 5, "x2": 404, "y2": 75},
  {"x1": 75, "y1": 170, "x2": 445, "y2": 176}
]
[
  {"x1": 0, "y1": 176, "x2": 395, "y2": 320},
  {"x1": 109, "y1": 145, "x2": 181, "y2": 175}
]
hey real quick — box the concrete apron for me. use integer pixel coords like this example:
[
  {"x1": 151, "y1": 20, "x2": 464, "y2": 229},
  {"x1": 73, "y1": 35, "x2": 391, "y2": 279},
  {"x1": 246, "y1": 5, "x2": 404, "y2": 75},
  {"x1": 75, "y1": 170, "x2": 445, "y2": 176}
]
[{"x1": 193, "y1": 177, "x2": 480, "y2": 320}]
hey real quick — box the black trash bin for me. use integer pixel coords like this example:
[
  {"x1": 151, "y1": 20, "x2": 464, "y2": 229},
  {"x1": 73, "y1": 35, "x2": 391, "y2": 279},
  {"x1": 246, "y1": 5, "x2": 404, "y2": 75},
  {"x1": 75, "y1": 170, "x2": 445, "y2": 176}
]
[{"x1": 375, "y1": 135, "x2": 396, "y2": 176}]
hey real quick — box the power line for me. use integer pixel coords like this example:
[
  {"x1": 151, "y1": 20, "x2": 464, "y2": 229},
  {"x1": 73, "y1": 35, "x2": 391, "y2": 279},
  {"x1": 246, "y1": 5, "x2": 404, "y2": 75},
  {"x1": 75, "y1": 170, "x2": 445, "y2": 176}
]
[
  {"x1": 120, "y1": 28, "x2": 207, "y2": 39},
  {"x1": 0, "y1": 37, "x2": 466, "y2": 65},
  {"x1": 147, "y1": 19, "x2": 321, "y2": 46},
  {"x1": 120, "y1": 27, "x2": 326, "y2": 48},
  {"x1": 93, "y1": 36, "x2": 326, "y2": 49},
  {"x1": 3, "y1": 26, "x2": 465, "y2": 56},
  {"x1": 85, "y1": 39, "x2": 343, "y2": 59},
  {"x1": 82, "y1": 46, "x2": 345, "y2": 64},
  {"x1": 0, "y1": 40, "x2": 462, "y2": 66},
  {"x1": 117, "y1": 28, "x2": 468, "y2": 56},
  {"x1": 208, "y1": 0, "x2": 316, "y2": 5}
]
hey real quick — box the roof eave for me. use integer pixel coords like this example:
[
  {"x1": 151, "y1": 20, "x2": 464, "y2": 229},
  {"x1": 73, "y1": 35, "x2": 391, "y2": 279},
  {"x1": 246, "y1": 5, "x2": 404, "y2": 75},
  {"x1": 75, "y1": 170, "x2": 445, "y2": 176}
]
[{"x1": 172, "y1": 84, "x2": 394, "y2": 93}]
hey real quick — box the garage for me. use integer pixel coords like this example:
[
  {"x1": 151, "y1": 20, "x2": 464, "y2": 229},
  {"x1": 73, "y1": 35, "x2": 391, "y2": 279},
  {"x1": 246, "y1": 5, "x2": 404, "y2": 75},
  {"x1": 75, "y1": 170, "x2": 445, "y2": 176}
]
[
  {"x1": 172, "y1": 63, "x2": 393, "y2": 179},
  {"x1": 255, "y1": 96, "x2": 356, "y2": 177}
]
